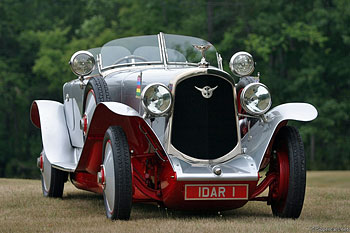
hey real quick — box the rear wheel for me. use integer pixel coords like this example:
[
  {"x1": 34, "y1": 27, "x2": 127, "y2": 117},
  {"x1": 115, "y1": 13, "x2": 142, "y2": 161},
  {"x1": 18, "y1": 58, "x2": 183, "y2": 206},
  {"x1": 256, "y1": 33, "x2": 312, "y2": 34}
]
[
  {"x1": 40, "y1": 150, "x2": 68, "y2": 198},
  {"x1": 102, "y1": 126, "x2": 132, "y2": 220},
  {"x1": 269, "y1": 126, "x2": 306, "y2": 218}
]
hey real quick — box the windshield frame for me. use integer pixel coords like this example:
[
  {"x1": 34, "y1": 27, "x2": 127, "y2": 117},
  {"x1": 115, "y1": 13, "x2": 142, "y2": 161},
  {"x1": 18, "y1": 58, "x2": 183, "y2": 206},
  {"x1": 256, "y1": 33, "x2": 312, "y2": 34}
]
[{"x1": 99, "y1": 32, "x2": 218, "y2": 72}]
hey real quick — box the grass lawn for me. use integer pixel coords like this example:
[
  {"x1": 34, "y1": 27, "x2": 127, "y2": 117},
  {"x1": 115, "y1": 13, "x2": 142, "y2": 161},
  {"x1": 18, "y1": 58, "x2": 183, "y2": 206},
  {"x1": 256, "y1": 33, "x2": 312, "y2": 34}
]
[{"x1": 0, "y1": 171, "x2": 349, "y2": 232}]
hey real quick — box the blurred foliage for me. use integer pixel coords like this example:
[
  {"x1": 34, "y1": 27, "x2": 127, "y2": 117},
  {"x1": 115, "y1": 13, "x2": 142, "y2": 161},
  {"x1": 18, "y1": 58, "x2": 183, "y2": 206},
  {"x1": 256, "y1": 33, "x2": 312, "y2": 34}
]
[{"x1": 0, "y1": 0, "x2": 349, "y2": 178}]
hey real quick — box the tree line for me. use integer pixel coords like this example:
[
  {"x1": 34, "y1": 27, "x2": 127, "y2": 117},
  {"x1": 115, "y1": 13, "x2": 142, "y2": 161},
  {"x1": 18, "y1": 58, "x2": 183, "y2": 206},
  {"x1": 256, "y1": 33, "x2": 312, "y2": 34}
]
[{"x1": 0, "y1": 0, "x2": 349, "y2": 178}]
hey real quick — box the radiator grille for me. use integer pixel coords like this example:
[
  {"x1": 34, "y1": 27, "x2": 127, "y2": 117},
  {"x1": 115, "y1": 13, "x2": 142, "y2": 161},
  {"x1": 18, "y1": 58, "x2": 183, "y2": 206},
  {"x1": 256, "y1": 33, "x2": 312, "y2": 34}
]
[{"x1": 171, "y1": 75, "x2": 238, "y2": 160}]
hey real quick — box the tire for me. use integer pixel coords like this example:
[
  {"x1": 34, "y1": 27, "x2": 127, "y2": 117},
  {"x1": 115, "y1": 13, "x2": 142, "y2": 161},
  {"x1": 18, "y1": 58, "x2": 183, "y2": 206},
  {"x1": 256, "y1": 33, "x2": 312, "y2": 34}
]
[
  {"x1": 82, "y1": 77, "x2": 111, "y2": 136},
  {"x1": 102, "y1": 126, "x2": 132, "y2": 220},
  {"x1": 236, "y1": 76, "x2": 257, "y2": 93},
  {"x1": 41, "y1": 150, "x2": 68, "y2": 198},
  {"x1": 269, "y1": 126, "x2": 306, "y2": 219}
]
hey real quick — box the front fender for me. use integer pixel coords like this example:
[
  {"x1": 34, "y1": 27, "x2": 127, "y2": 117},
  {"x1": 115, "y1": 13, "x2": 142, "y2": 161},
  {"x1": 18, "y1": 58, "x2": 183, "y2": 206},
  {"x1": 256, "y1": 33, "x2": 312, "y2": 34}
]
[
  {"x1": 242, "y1": 103, "x2": 318, "y2": 169},
  {"x1": 30, "y1": 100, "x2": 76, "y2": 171},
  {"x1": 76, "y1": 102, "x2": 168, "y2": 173}
]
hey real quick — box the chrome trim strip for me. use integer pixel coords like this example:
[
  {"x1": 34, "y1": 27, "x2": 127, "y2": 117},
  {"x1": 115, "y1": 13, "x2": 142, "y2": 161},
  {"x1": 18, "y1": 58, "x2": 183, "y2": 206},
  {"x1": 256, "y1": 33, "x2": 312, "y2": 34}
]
[{"x1": 159, "y1": 32, "x2": 168, "y2": 68}]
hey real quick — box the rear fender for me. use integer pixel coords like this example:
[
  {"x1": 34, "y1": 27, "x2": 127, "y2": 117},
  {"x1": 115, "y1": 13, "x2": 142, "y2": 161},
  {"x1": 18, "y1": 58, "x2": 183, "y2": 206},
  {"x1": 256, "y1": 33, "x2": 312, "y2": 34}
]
[
  {"x1": 242, "y1": 103, "x2": 318, "y2": 169},
  {"x1": 76, "y1": 102, "x2": 168, "y2": 174},
  {"x1": 30, "y1": 100, "x2": 76, "y2": 171}
]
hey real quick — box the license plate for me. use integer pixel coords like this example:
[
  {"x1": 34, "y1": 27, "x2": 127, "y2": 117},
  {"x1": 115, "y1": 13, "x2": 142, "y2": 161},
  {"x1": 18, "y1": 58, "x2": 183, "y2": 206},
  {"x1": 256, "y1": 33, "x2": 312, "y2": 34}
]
[{"x1": 185, "y1": 184, "x2": 248, "y2": 200}]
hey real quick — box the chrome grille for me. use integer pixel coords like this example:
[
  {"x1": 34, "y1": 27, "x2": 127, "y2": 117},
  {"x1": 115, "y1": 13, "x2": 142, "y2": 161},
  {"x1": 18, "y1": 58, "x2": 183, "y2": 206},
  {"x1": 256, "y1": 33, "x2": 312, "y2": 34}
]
[{"x1": 171, "y1": 75, "x2": 238, "y2": 160}]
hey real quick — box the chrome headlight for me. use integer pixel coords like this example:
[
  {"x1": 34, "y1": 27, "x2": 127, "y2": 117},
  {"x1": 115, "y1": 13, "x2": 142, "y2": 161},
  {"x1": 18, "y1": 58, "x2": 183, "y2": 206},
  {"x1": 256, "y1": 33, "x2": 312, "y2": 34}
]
[
  {"x1": 69, "y1": 51, "x2": 95, "y2": 76},
  {"x1": 241, "y1": 83, "x2": 271, "y2": 115},
  {"x1": 142, "y1": 83, "x2": 172, "y2": 116},
  {"x1": 229, "y1": 51, "x2": 255, "y2": 77}
]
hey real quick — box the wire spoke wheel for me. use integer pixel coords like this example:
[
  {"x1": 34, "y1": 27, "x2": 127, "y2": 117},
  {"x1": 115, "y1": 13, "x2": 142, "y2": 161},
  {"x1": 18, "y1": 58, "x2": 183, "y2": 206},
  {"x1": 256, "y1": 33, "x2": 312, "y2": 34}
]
[{"x1": 269, "y1": 126, "x2": 306, "y2": 219}]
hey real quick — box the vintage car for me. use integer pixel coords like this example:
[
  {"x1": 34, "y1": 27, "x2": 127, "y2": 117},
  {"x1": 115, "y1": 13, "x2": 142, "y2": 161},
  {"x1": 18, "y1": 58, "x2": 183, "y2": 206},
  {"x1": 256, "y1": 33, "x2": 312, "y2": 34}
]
[{"x1": 30, "y1": 32, "x2": 317, "y2": 220}]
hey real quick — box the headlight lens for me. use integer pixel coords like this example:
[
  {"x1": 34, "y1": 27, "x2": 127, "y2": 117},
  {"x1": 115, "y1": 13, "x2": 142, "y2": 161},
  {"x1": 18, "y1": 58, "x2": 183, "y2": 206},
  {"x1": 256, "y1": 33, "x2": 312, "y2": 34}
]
[
  {"x1": 229, "y1": 51, "x2": 255, "y2": 77},
  {"x1": 70, "y1": 51, "x2": 95, "y2": 76},
  {"x1": 241, "y1": 83, "x2": 271, "y2": 115},
  {"x1": 142, "y1": 84, "x2": 172, "y2": 116}
]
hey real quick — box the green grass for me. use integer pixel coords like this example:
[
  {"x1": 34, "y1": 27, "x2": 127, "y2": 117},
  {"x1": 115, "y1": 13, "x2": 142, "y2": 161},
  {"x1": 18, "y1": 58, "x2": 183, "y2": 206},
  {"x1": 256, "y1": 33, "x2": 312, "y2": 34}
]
[{"x1": 0, "y1": 171, "x2": 349, "y2": 232}]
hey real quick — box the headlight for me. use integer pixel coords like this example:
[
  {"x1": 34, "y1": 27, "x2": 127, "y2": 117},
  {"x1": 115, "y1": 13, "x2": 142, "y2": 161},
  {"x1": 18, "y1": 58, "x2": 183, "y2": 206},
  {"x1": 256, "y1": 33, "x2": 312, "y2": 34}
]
[
  {"x1": 229, "y1": 51, "x2": 255, "y2": 77},
  {"x1": 69, "y1": 51, "x2": 95, "y2": 76},
  {"x1": 241, "y1": 83, "x2": 271, "y2": 115},
  {"x1": 142, "y1": 83, "x2": 172, "y2": 116}
]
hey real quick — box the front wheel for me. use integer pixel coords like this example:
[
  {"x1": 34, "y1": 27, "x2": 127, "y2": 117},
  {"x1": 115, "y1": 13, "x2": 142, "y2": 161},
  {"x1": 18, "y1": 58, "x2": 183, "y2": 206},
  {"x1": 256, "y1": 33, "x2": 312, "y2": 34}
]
[
  {"x1": 102, "y1": 126, "x2": 132, "y2": 220},
  {"x1": 269, "y1": 126, "x2": 306, "y2": 219}
]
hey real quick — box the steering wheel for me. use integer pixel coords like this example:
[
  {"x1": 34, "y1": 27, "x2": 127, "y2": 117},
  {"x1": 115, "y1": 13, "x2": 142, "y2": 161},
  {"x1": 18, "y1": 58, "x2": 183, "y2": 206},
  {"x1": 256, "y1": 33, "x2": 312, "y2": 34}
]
[{"x1": 113, "y1": 55, "x2": 148, "y2": 64}]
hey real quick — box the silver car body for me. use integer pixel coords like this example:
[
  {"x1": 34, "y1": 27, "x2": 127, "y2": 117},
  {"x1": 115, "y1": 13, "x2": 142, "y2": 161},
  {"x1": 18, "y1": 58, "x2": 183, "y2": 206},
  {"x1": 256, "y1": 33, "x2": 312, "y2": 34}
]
[{"x1": 30, "y1": 33, "x2": 317, "y2": 181}]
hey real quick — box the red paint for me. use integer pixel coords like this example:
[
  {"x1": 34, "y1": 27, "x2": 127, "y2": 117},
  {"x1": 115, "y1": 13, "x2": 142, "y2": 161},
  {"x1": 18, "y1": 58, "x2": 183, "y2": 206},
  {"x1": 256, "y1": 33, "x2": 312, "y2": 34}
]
[
  {"x1": 70, "y1": 102, "x2": 268, "y2": 211},
  {"x1": 250, "y1": 172, "x2": 277, "y2": 199},
  {"x1": 269, "y1": 139, "x2": 290, "y2": 211},
  {"x1": 40, "y1": 154, "x2": 43, "y2": 170},
  {"x1": 82, "y1": 114, "x2": 88, "y2": 134},
  {"x1": 71, "y1": 172, "x2": 103, "y2": 194},
  {"x1": 30, "y1": 102, "x2": 41, "y2": 128},
  {"x1": 161, "y1": 179, "x2": 257, "y2": 210}
]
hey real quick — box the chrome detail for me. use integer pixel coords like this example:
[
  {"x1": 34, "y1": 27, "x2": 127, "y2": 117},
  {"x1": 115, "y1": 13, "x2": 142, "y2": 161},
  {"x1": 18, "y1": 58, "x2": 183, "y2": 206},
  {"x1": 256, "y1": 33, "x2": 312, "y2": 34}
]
[
  {"x1": 193, "y1": 44, "x2": 211, "y2": 67},
  {"x1": 166, "y1": 68, "x2": 242, "y2": 164},
  {"x1": 229, "y1": 51, "x2": 254, "y2": 77},
  {"x1": 212, "y1": 166, "x2": 222, "y2": 176},
  {"x1": 37, "y1": 156, "x2": 41, "y2": 169},
  {"x1": 240, "y1": 83, "x2": 272, "y2": 115},
  {"x1": 168, "y1": 155, "x2": 258, "y2": 181},
  {"x1": 194, "y1": 85, "x2": 218, "y2": 99},
  {"x1": 141, "y1": 83, "x2": 172, "y2": 117},
  {"x1": 97, "y1": 165, "x2": 106, "y2": 188},
  {"x1": 65, "y1": 94, "x2": 69, "y2": 102},
  {"x1": 217, "y1": 52, "x2": 223, "y2": 70},
  {"x1": 159, "y1": 32, "x2": 168, "y2": 68},
  {"x1": 139, "y1": 125, "x2": 166, "y2": 162},
  {"x1": 69, "y1": 50, "x2": 95, "y2": 77}
]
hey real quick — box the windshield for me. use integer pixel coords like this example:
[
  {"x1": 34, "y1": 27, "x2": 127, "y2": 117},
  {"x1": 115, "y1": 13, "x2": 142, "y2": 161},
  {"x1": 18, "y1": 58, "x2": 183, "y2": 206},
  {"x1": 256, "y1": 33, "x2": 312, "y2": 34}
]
[
  {"x1": 101, "y1": 35, "x2": 162, "y2": 68},
  {"x1": 164, "y1": 34, "x2": 217, "y2": 67},
  {"x1": 100, "y1": 33, "x2": 218, "y2": 69}
]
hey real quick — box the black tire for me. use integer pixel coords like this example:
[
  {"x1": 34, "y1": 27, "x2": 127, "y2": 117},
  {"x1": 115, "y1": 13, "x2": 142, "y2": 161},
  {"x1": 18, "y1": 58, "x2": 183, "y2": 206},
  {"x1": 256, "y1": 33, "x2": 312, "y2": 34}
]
[
  {"x1": 102, "y1": 126, "x2": 132, "y2": 220},
  {"x1": 83, "y1": 76, "x2": 111, "y2": 110},
  {"x1": 270, "y1": 126, "x2": 306, "y2": 219},
  {"x1": 82, "y1": 77, "x2": 111, "y2": 136},
  {"x1": 41, "y1": 151, "x2": 68, "y2": 198}
]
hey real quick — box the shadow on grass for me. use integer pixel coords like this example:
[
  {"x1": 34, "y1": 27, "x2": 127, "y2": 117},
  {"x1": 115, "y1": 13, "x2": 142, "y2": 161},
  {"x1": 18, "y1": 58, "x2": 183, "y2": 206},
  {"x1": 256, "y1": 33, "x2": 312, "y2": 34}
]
[
  {"x1": 131, "y1": 202, "x2": 272, "y2": 220},
  {"x1": 60, "y1": 191, "x2": 272, "y2": 220}
]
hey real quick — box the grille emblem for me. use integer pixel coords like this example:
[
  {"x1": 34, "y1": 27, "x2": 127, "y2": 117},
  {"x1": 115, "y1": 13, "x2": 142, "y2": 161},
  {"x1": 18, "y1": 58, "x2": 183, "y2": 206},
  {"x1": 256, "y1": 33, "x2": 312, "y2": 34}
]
[{"x1": 194, "y1": 86, "x2": 218, "y2": 99}]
